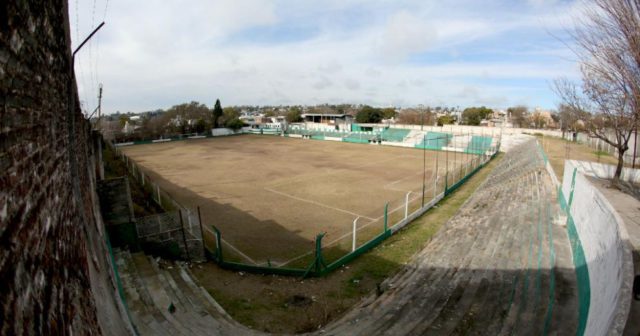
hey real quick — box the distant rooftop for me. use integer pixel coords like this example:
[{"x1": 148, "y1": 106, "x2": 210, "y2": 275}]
[{"x1": 301, "y1": 113, "x2": 350, "y2": 118}]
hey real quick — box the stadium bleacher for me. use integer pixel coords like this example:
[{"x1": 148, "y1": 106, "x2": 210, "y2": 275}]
[
  {"x1": 467, "y1": 135, "x2": 493, "y2": 154},
  {"x1": 380, "y1": 128, "x2": 410, "y2": 142},
  {"x1": 415, "y1": 131, "x2": 452, "y2": 150}
]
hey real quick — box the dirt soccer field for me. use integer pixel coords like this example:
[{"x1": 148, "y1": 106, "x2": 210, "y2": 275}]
[{"x1": 122, "y1": 135, "x2": 474, "y2": 265}]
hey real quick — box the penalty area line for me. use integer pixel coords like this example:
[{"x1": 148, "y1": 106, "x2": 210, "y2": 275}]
[{"x1": 264, "y1": 187, "x2": 375, "y2": 221}]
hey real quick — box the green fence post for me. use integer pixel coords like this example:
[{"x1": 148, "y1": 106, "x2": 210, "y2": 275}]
[
  {"x1": 384, "y1": 203, "x2": 389, "y2": 232},
  {"x1": 311, "y1": 232, "x2": 327, "y2": 276}
]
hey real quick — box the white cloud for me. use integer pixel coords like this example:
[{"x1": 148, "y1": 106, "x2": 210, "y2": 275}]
[
  {"x1": 376, "y1": 10, "x2": 437, "y2": 61},
  {"x1": 70, "y1": 0, "x2": 583, "y2": 112}
]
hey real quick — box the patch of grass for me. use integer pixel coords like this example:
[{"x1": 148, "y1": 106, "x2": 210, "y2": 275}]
[
  {"x1": 593, "y1": 150, "x2": 611, "y2": 157},
  {"x1": 206, "y1": 288, "x2": 259, "y2": 327},
  {"x1": 538, "y1": 135, "x2": 620, "y2": 178}
]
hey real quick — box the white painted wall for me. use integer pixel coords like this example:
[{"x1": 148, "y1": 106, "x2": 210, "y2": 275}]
[
  {"x1": 388, "y1": 123, "x2": 563, "y2": 137},
  {"x1": 562, "y1": 160, "x2": 634, "y2": 335},
  {"x1": 211, "y1": 128, "x2": 237, "y2": 136},
  {"x1": 565, "y1": 160, "x2": 640, "y2": 183}
]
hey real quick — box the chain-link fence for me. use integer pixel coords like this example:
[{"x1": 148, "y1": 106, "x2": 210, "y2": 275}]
[
  {"x1": 135, "y1": 209, "x2": 205, "y2": 262},
  {"x1": 104, "y1": 140, "x2": 206, "y2": 262}
]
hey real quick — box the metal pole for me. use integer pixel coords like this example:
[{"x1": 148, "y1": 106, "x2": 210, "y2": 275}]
[
  {"x1": 445, "y1": 144, "x2": 449, "y2": 190},
  {"x1": 434, "y1": 149, "x2": 439, "y2": 197},
  {"x1": 197, "y1": 206, "x2": 206, "y2": 257},
  {"x1": 633, "y1": 127, "x2": 637, "y2": 169},
  {"x1": 96, "y1": 84, "x2": 103, "y2": 127},
  {"x1": 178, "y1": 210, "x2": 191, "y2": 262},
  {"x1": 73, "y1": 22, "x2": 106, "y2": 57},
  {"x1": 422, "y1": 133, "x2": 426, "y2": 207},
  {"x1": 383, "y1": 203, "x2": 388, "y2": 232},
  {"x1": 352, "y1": 217, "x2": 359, "y2": 252},
  {"x1": 404, "y1": 191, "x2": 411, "y2": 219}
]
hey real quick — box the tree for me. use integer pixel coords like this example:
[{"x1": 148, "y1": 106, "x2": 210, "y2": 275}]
[
  {"x1": 356, "y1": 105, "x2": 383, "y2": 123},
  {"x1": 554, "y1": 0, "x2": 640, "y2": 180},
  {"x1": 437, "y1": 115, "x2": 455, "y2": 126},
  {"x1": 286, "y1": 106, "x2": 303, "y2": 123},
  {"x1": 119, "y1": 115, "x2": 129, "y2": 128},
  {"x1": 212, "y1": 99, "x2": 223, "y2": 128},
  {"x1": 219, "y1": 106, "x2": 240, "y2": 126},
  {"x1": 530, "y1": 111, "x2": 547, "y2": 129},
  {"x1": 397, "y1": 108, "x2": 434, "y2": 125},
  {"x1": 461, "y1": 106, "x2": 493, "y2": 125},
  {"x1": 381, "y1": 107, "x2": 397, "y2": 120},
  {"x1": 557, "y1": 103, "x2": 589, "y2": 138},
  {"x1": 225, "y1": 118, "x2": 245, "y2": 130},
  {"x1": 194, "y1": 118, "x2": 207, "y2": 134},
  {"x1": 507, "y1": 106, "x2": 528, "y2": 128}
]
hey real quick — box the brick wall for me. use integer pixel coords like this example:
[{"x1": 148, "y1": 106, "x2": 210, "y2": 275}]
[{"x1": 0, "y1": 1, "x2": 133, "y2": 334}]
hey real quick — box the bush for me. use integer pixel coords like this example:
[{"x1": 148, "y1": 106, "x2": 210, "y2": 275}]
[{"x1": 225, "y1": 118, "x2": 245, "y2": 130}]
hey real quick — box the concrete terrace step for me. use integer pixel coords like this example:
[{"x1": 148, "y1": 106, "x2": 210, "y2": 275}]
[
  {"x1": 323, "y1": 139, "x2": 577, "y2": 335},
  {"x1": 129, "y1": 253, "x2": 200, "y2": 336},
  {"x1": 115, "y1": 249, "x2": 259, "y2": 336},
  {"x1": 115, "y1": 250, "x2": 180, "y2": 336}
]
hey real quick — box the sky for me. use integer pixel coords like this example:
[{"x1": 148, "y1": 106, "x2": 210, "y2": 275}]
[{"x1": 69, "y1": 0, "x2": 586, "y2": 115}]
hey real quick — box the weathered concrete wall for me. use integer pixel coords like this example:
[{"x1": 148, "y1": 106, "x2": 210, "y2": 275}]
[
  {"x1": 561, "y1": 161, "x2": 634, "y2": 335},
  {"x1": 0, "y1": 1, "x2": 133, "y2": 335}
]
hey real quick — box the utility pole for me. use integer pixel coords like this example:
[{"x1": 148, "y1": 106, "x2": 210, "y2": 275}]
[{"x1": 97, "y1": 83, "x2": 103, "y2": 128}]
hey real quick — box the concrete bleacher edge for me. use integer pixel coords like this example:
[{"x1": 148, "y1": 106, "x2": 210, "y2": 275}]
[{"x1": 559, "y1": 160, "x2": 634, "y2": 336}]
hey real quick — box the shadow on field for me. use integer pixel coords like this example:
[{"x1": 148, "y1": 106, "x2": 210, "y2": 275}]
[{"x1": 140, "y1": 168, "x2": 325, "y2": 266}]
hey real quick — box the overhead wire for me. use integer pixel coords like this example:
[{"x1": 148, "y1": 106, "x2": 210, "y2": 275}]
[
  {"x1": 88, "y1": 0, "x2": 97, "y2": 111},
  {"x1": 72, "y1": 0, "x2": 110, "y2": 117}
]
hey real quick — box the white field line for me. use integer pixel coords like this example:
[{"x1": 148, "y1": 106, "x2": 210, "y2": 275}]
[
  {"x1": 264, "y1": 187, "x2": 376, "y2": 221},
  {"x1": 276, "y1": 188, "x2": 436, "y2": 267},
  {"x1": 383, "y1": 170, "x2": 437, "y2": 193},
  {"x1": 204, "y1": 227, "x2": 258, "y2": 265},
  {"x1": 383, "y1": 169, "x2": 430, "y2": 189}
]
